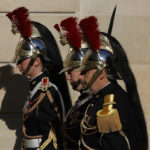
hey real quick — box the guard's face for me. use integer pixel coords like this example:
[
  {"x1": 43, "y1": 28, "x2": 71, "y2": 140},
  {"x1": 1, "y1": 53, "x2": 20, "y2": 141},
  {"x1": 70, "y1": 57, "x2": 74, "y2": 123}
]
[
  {"x1": 66, "y1": 68, "x2": 83, "y2": 91},
  {"x1": 81, "y1": 69, "x2": 97, "y2": 94},
  {"x1": 17, "y1": 57, "x2": 31, "y2": 76},
  {"x1": 84, "y1": 69, "x2": 96, "y2": 84}
]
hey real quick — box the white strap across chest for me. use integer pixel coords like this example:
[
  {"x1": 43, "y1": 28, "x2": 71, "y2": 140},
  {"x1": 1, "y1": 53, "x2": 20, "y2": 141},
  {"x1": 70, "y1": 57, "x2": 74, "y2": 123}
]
[
  {"x1": 30, "y1": 81, "x2": 42, "y2": 99},
  {"x1": 24, "y1": 80, "x2": 66, "y2": 121}
]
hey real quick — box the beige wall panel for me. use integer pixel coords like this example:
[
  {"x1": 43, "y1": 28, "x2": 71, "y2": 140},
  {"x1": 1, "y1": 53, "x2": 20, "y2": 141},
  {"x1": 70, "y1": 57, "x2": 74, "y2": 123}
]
[
  {"x1": 0, "y1": 0, "x2": 149, "y2": 149},
  {"x1": 110, "y1": 64, "x2": 150, "y2": 146},
  {"x1": 0, "y1": 0, "x2": 79, "y2": 12},
  {"x1": 80, "y1": 0, "x2": 118, "y2": 17},
  {"x1": 113, "y1": 16, "x2": 150, "y2": 64},
  {"x1": 91, "y1": 16, "x2": 150, "y2": 64},
  {"x1": 131, "y1": 64, "x2": 150, "y2": 114},
  {"x1": 80, "y1": 0, "x2": 150, "y2": 17},
  {"x1": 0, "y1": 114, "x2": 22, "y2": 150},
  {"x1": 118, "y1": 64, "x2": 150, "y2": 146},
  {"x1": 0, "y1": 14, "x2": 78, "y2": 62},
  {"x1": 0, "y1": 14, "x2": 18, "y2": 62},
  {"x1": 2, "y1": 14, "x2": 150, "y2": 64},
  {"x1": 131, "y1": 64, "x2": 150, "y2": 146},
  {"x1": 30, "y1": 14, "x2": 78, "y2": 58}
]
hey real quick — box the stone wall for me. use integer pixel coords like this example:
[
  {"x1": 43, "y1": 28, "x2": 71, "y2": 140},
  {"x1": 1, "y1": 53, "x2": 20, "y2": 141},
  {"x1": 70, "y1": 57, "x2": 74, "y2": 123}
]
[{"x1": 0, "y1": 0, "x2": 149, "y2": 149}]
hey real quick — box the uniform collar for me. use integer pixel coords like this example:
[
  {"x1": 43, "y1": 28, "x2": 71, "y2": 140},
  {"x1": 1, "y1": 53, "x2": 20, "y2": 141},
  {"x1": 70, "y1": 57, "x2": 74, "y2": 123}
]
[
  {"x1": 29, "y1": 71, "x2": 48, "y2": 90},
  {"x1": 93, "y1": 82, "x2": 115, "y2": 100}
]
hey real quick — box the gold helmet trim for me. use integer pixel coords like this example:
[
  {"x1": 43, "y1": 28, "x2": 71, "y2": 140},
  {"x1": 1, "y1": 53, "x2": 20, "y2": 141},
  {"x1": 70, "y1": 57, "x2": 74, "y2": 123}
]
[{"x1": 11, "y1": 24, "x2": 42, "y2": 63}]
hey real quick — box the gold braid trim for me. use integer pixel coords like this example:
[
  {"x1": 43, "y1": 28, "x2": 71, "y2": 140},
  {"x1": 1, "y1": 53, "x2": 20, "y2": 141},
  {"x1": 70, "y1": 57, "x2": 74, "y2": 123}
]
[
  {"x1": 23, "y1": 93, "x2": 46, "y2": 138},
  {"x1": 40, "y1": 124, "x2": 58, "y2": 150},
  {"x1": 24, "y1": 93, "x2": 46, "y2": 121},
  {"x1": 22, "y1": 124, "x2": 43, "y2": 139},
  {"x1": 80, "y1": 104, "x2": 97, "y2": 135},
  {"x1": 47, "y1": 90, "x2": 61, "y2": 120},
  {"x1": 51, "y1": 125, "x2": 58, "y2": 150}
]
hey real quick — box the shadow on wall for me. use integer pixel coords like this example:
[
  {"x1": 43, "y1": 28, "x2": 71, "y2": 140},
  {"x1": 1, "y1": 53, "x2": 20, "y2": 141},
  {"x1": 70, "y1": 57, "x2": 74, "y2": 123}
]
[{"x1": 0, "y1": 64, "x2": 30, "y2": 150}]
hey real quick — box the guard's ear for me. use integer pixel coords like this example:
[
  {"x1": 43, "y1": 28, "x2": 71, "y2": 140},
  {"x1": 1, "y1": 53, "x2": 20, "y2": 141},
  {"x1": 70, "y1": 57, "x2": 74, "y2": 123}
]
[
  {"x1": 99, "y1": 69, "x2": 107, "y2": 80},
  {"x1": 34, "y1": 57, "x2": 41, "y2": 66}
]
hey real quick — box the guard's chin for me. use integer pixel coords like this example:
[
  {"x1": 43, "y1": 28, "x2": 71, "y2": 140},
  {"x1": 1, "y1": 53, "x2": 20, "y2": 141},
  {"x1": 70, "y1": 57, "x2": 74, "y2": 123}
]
[{"x1": 72, "y1": 83, "x2": 80, "y2": 91}]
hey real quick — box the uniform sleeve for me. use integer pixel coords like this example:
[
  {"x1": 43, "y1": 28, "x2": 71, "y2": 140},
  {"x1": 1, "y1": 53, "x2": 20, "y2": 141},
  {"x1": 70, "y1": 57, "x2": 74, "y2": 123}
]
[
  {"x1": 38, "y1": 85, "x2": 65, "y2": 149},
  {"x1": 49, "y1": 84, "x2": 65, "y2": 122},
  {"x1": 38, "y1": 94, "x2": 58, "y2": 150},
  {"x1": 97, "y1": 94, "x2": 130, "y2": 150}
]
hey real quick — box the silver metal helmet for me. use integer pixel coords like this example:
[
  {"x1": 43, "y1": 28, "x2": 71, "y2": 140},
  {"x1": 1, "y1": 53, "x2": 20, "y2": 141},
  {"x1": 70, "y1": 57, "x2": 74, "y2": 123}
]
[
  {"x1": 12, "y1": 37, "x2": 50, "y2": 63},
  {"x1": 54, "y1": 17, "x2": 90, "y2": 74},
  {"x1": 80, "y1": 34, "x2": 113, "y2": 71},
  {"x1": 59, "y1": 41, "x2": 89, "y2": 74},
  {"x1": 6, "y1": 7, "x2": 50, "y2": 64},
  {"x1": 80, "y1": 34, "x2": 119, "y2": 89}
]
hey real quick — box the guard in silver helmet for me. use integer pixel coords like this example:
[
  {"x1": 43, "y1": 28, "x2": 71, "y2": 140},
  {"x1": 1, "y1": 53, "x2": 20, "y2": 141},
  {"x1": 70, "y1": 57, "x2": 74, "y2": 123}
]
[
  {"x1": 78, "y1": 16, "x2": 148, "y2": 150},
  {"x1": 59, "y1": 42, "x2": 88, "y2": 91},
  {"x1": 54, "y1": 17, "x2": 92, "y2": 150},
  {"x1": 6, "y1": 7, "x2": 71, "y2": 150}
]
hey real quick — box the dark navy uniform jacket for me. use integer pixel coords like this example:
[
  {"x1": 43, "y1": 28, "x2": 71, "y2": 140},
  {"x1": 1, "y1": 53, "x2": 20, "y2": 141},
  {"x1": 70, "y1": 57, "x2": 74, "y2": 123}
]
[
  {"x1": 80, "y1": 82, "x2": 137, "y2": 150},
  {"x1": 63, "y1": 92, "x2": 90, "y2": 150},
  {"x1": 23, "y1": 71, "x2": 64, "y2": 150}
]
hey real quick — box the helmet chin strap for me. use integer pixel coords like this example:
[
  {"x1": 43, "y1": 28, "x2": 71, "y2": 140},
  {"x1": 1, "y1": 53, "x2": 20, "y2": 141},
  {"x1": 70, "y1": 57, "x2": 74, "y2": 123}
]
[
  {"x1": 23, "y1": 51, "x2": 38, "y2": 76},
  {"x1": 23, "y1": 57, "x2": 36, "y2": 76},
  {"x1": 23, "y1": 43, "x2": 39, "y2": 76},
  {"x1": 85, "y1": 67, "x2": 104, "y2": 94}
]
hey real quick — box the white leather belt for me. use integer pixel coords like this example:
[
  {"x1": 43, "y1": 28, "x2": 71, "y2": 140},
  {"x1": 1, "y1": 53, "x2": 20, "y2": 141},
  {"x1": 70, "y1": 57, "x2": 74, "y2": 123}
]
[{"x1": 24, "y1": 138, "x2": 42, "y2": 149}]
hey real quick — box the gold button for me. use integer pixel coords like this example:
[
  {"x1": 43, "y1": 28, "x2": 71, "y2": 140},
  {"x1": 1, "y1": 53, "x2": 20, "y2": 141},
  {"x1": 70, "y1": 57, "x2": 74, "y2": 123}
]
[{"x1": 32, "y1": 81, "x2": 36, "y2": 85}]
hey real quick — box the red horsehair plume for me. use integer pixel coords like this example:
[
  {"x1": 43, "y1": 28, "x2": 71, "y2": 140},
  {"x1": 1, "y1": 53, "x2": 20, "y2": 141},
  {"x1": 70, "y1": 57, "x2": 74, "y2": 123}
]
[
  {"x1": 60, "y1": 17, "x2": 82, "y2": 51},
  {"x1": 79, "y1": 16, "x2": 101, "y2": 51},
  {"x1": 6, "y1": 12, "x2": 14, "y2": 22},
  {"x1": 6, "y1": 7, "x2": 32, "y2": 39},
  {"x1": 54, "y1": 24, "x2": 61, "y2": 33}
]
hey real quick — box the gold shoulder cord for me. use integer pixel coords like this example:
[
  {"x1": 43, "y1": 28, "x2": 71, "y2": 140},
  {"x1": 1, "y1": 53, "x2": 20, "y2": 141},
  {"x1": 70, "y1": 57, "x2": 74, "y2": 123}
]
[
  {"x1": 97, "y1": 94, "x2": 131, "y2": 150},
  {"x1": 96, "y1": 94, "x2": 122, "y2": 133},
  {"x1": 23, "y1": 124, "x2": 43, "y2": 139},
  {"x1": 40, "y1": 83, "x2": 60, "y2": 149},
  {"x1": 23, "y1": 78, "x2": 60, "y2": 149},
  {"x1": 23, "y1": 83, "x2": 47, "y2": 138},
  {"x1": 37, "y1": 81, "x2": 59, "y2": 150},
  {"x1": 81, "y1": 104, "x2": 97, "y2": 136},
  {"x1": 79, "y1": 104, "x2": 97, "y2": 150},
  {"x1": 47, "y1": 90, "x2": 61, "y2": 120},
  {"x1": 23, "y1": 93, "x2": 45, "y2": 121},
  {"x1": 23, "y1": 90, "x2": 49, "y2": 138}
]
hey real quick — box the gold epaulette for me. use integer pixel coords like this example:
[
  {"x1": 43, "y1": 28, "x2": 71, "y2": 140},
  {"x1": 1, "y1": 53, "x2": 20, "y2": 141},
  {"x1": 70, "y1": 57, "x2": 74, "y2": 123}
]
[{"x1": 96, "y1": 94, "x2": 122, "y2": 133}]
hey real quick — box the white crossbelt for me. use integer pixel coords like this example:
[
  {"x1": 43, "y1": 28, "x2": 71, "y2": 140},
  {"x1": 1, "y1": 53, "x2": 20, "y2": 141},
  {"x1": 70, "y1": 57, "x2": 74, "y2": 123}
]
[{"x1": 24, "y1": 138, "x2": 42, "y2": 149}]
